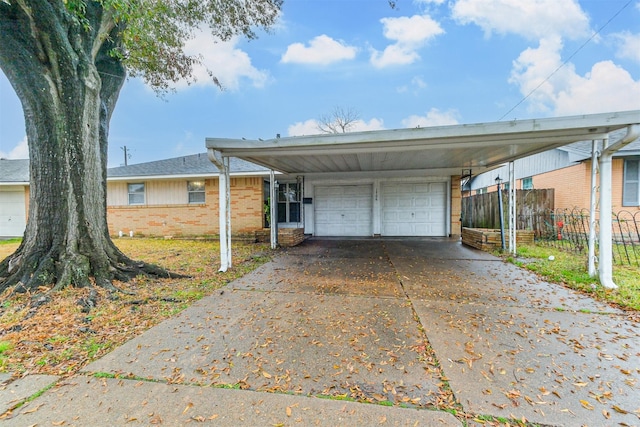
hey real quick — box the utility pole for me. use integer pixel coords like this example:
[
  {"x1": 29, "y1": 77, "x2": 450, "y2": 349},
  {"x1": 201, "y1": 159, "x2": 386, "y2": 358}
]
[{"x1": 121, "y1": 146, "x2": 131, "y2": 166}]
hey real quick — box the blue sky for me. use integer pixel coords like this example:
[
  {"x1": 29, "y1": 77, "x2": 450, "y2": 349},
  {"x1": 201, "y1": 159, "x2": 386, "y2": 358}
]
[{"x1": 1, "y1": 0, "x2": 639, "y2": 167}]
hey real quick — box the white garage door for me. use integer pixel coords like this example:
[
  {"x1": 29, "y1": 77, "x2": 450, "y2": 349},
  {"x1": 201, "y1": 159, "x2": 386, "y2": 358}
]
[
  {"x1": 382, "y1": 182, "x2": 446, "y2": 236},
  {"x1": 315, "y1": 185, "x2": 372, "y2": 236},
  {"x1": 0, "y1": 189, "x2": 27, "y2": 237}
]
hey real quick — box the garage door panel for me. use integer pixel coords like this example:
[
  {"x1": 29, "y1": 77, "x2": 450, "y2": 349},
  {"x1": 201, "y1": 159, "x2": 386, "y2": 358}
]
[
  {"x1": 381, "y1": 182, "x2": 446, "y2": 237},
  {"x1": 0, "y1": 190, "x2": 27, "y2": 237},
  {"x1": 315, "y1": 185, "x2": 372, "y2": 237}
]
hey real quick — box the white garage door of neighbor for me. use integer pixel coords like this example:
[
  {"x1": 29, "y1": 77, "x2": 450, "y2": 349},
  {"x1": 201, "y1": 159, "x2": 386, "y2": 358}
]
[
  {"x1": 315, "y1": 185, "x2": 372, "y2": 236},
  {"x1": 0, "y1": 190, "x2": 27, "y2": 237},
  {"x1": 382, "y1": 182, "x2": 447, "y2": 236}
]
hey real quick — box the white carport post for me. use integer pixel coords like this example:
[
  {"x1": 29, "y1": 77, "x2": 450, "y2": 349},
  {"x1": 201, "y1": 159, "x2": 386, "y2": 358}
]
[
  {"x1": 588, "y1": 140, "x2": 599, "y2": 278},
  {"x1": 598, "y1": 125, "x2": 640, "y2": 289},
  {"x1": 208, "y1": 150, "x2": 232, "y2": 272},
  {"x1": 508, "y1": 161, "x2": 516, "y2": 255},
  {"x1": 269, "y1": 170, "x2": 278, "y2": 249}
]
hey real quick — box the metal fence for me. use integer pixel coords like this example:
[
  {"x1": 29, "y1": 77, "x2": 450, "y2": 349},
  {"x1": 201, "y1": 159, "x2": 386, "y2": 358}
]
[{"x1": 521, "y1": 208, "x2": 640, "y2": 267}]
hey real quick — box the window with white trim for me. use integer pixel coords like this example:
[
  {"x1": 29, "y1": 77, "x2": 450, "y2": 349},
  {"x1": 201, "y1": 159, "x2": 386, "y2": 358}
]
[
  {"x1": 521, "y1": 177, "x2": 533, "y2": 190},
  {"x1": 623, "y1": 159, "x2": 639, "y2": 206},
  {"x1": 188, "y1": 181, "x2": 205, "y2": 204},
  {"x1": 277, "y1": 182, "x2": 301, "y2": 223},
  {"x1": 128, "y1": 183, "x2": 145, "y2": 205}
]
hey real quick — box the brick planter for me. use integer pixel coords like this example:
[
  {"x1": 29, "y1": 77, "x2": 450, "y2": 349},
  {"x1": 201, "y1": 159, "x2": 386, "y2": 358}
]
[
  {"x1": 253, "y1": 228, "x2": 305, "y2": 247},
  {"x1": 462, "y1": 227, "x2": 534, "y2": 251}
]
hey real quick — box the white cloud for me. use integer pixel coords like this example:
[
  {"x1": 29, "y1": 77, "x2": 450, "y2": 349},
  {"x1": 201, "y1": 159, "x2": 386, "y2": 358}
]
[
  {"x1": 350, "y1": 118, "x2": 386, "y2": 132},
  {"x1": 175, "y1": 32, "x2": 269, "y2": 91},
  {"x1": 554, "y1": 61, "x2": 640, "y2": 115},
  {"x1": 612, "y1": 31, "x2": 640, "y2": 63},
  {"x1": 451, "y1": 0, "x2": 590, "y2": 41},
  {"x1": 401, "y1": 108, "x2": 460, "y2": 128},
  {"x1": 370, "y1": 14, "x2": 444, "y2": 68},
  {"x1": 281, "y1": 35, "x2": 357, "y2": 65},
  {"x1": 397, "y1": 76, "x2": 428, "y2": 94},
  {"x1": 509, "y1": 38, "x2": 640, "y2": 115},
  {"x1": 0, "y1": 136, "x2": 28, "y2": 159},
  {"x1": 288, "y1": 119, "x2": 322, "y2": 136},
  {"x1": 287, "y1": 118, "x2": 385, "y2": 136},
  {"x1": 371, "y1": 45, "x2": 420, "y2": 68}
]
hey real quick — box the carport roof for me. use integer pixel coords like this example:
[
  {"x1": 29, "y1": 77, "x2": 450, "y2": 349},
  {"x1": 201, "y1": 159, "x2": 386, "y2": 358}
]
[{"x1": 206, "y1": 110, "x2": 640, "y2": 176}]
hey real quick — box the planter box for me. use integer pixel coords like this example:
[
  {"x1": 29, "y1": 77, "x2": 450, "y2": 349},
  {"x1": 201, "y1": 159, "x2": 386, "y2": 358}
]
[
  {"x1": 253, "y1": 228, "x2": 306, "y2": 247},
  {"x1": 462, "y1": 227, "x2": 534, "y2": 251}
]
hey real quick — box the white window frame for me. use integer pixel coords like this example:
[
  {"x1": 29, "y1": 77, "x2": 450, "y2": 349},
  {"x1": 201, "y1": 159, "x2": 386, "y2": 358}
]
[
  {"x1": 521, "y1": 177, "x2": 533, "y2": 190},
  {"x1": 623, "y1": 158, "x2": 639, "y2": 206},
  {"x1": 277, "y1": 182, "x2": 301, "y2": 224},
  {"x1": 128, "y1": 183, "x2": 145, "y2": 205},
  {"x1": 187, "y1": 181, "x2": 206, "y2": 204}
]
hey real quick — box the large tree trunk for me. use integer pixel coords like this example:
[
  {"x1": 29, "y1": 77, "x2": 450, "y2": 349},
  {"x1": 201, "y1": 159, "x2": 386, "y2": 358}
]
[{"x1": 0, "y1": 1, "x2": 170, "y2": 294}]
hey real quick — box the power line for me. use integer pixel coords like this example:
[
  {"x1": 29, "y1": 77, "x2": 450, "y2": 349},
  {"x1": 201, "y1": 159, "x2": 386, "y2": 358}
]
[{"x1": 498, "y1": 0, "x2": 634, "y2": 121}]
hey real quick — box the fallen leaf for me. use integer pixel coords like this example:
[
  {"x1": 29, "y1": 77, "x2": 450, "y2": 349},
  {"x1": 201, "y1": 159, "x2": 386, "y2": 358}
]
[
  {"x1": 612, "y1": 405, "x2": 629, "y2": 414},
  {"x1": 580, "y1": 400, "x2": 594, "y2": 410}
]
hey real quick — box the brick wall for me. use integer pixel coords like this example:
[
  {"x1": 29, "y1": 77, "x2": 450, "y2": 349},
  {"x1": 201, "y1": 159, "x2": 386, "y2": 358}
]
[
  {"x1": 278, "y1": 228, "x2": 305, "y2": 247},
  {"x1": 107, "y1": 177, "x2": 264, "y2": 237},
  {"x1": 533, "y1": 163, "x2": 590, "y2": 210},
  {"x1": 450, "y1": 176, "x2": 462, "y2": 237},
  {"x1": 532, "y1": 159, "x2": 639, "y2": 212}
]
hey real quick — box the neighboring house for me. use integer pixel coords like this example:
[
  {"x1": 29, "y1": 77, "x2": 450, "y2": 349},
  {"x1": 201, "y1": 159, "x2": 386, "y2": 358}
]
[
  {"x1": 465, "y1": 131, "x2": 640, "y2": 212},
  {"x1": 0, "y1": 154, "x2": 270, "y2": 238},
  {"x1": 0, "y1": 158, "x2": 29, "y2": 237}
]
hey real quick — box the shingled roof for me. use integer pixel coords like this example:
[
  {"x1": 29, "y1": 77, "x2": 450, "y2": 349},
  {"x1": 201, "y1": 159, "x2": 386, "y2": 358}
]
[
  {"x1": 0, "y1": 154, "x2": 268, "y2": 183},
  {"x1": 107, "y1": 153, "x2": 268, "y2": 178},
  {"x1": 0, "y1": 159, "x2": 29, "y2": 183}
]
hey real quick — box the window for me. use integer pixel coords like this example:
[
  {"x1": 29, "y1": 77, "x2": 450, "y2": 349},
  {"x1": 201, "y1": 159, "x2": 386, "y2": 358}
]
[
  {"x1": 128, "y1": 183, "x2": 145, "y2": 205},
  {"x1": 521, "y1": 177, "x2": 533, "y2": 190},
  {"x1": 188, "y1": 181, "x2": 205, "y2": 204},
  {"x1": 623, "y1": 159, "x2": 639, "y2": 206},
  {"x1": 277, "y1": 182, "x2": 301, "y2": 223}
]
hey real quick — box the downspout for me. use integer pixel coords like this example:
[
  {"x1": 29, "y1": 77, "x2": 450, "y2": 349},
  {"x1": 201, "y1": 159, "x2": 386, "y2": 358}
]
[
  {"x1": 598, "y1": 124, "x2": 640, "y2": 289},
  {"x1": 208, "y1": 149, "x2": 232, "y2": 272},
  {"x1": 269, "y1": 170, "x2": 278, "y2": 249},
  {"x1": 497, "y1": 180, "x2": 506, "y2": 251},
  {"x1": 508, "y1": 161, "x2": 516, "y2": 255},
  {"x1": 588, "y1": 140, "x2": 599, "y2": 277}
]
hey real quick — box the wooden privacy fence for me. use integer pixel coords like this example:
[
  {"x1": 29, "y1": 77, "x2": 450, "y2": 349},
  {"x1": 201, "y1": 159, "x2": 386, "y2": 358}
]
[{"x1": 461, "y1": 189, "x2": 555, "y2": 229}]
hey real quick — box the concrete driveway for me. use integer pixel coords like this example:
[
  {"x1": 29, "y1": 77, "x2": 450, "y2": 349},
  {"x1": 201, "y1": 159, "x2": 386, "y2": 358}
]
[{"x1": 3, "y1": 239, "x2": 639, "y2": 426}]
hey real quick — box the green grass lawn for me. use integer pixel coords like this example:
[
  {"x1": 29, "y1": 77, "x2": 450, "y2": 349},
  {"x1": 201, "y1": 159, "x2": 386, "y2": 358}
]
[{"x1": 509, "y1": 244, "x2": 640, "y2": 311}]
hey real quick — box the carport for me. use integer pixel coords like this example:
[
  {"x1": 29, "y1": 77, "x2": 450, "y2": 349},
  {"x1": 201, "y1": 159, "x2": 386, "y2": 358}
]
[{"x1": 206, "y1": 110, "x2": 640, "y2": 288}]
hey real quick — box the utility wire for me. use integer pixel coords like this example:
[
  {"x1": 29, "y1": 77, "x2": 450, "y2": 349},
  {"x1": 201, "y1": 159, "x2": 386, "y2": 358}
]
[{"x1": 498, "y1": 0, "x2": 634, "y2": 121}]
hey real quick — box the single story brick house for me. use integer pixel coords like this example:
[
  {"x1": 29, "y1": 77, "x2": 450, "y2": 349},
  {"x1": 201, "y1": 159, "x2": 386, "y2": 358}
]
[{"x1": 0, "y1": 154, "x2": 270, "y2": 238}]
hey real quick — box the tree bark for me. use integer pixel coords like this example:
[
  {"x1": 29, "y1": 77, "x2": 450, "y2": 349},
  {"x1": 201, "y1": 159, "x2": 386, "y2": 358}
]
[{"x1": 0, "y1": 1, "x2": 171, "y2": 295}]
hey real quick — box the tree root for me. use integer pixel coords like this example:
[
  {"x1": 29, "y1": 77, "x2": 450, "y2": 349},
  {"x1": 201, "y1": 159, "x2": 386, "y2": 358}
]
[{"x1": 0, "y1": 244, "x2": 190, "y2": 300}]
